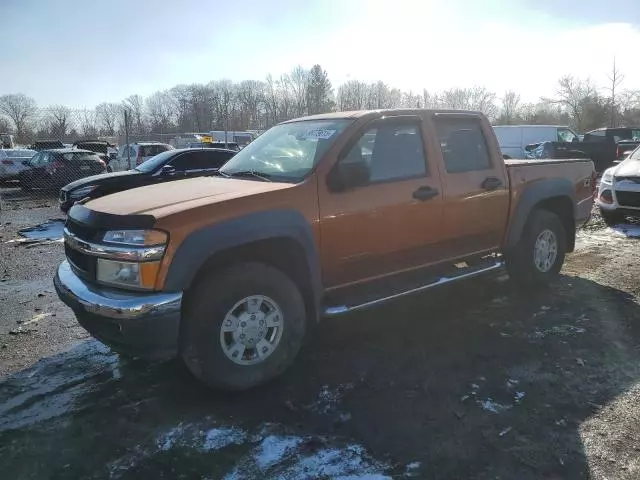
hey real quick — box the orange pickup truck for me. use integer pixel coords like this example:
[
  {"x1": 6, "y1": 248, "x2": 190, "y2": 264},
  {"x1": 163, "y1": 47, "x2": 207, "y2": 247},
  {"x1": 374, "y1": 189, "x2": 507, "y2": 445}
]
[{"x1": 54, "y1": 109, "x2": 595, "y2": 390}]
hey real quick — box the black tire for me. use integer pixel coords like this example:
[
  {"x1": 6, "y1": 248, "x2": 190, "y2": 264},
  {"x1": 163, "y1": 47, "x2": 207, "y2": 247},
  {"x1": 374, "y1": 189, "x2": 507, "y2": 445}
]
[
  {"x1": 180, "y1": 262, "x2": 306, "y2": 391},
  {"x1": 599, "y1": 208, "x2": 625, "y2": 227},
  {"x1": 505, "y1": 209, "x2": 566, "y2": 287}
]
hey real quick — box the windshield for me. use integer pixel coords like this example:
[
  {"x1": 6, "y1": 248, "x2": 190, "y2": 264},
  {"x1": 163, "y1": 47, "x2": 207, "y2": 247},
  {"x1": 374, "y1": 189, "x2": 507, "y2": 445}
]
[
  {"x1": 135, "y1": 149, "x2": 175, "y2": 173},
  {"x1": 219, "y1": 120, "x2": 352, "y2": 182}
]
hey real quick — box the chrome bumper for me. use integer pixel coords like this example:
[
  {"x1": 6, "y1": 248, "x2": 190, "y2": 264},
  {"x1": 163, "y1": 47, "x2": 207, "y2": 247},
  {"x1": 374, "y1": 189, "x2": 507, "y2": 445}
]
[{"x1": 54, "y1": 260, "x2": 182, "y2": 320}]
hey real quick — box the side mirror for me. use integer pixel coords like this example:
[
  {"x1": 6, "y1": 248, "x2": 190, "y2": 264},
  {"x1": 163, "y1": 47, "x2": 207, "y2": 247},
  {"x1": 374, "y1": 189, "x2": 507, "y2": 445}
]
[
  {"x1": 327, "y1": 160, "x2": 370, "y2": 192},
  {"x1": 160, "y1": 165, "x2": 176, "y2": 175}
]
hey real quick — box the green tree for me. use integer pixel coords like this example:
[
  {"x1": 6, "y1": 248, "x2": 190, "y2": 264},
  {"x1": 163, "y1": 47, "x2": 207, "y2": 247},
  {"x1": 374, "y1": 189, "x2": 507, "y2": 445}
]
[{"x1": 306, "y1": 65, "x2": 334, "y2": 115}]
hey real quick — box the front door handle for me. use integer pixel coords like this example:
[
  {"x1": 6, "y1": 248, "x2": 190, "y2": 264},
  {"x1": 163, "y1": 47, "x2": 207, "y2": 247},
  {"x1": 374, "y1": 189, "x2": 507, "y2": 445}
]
[
  {"x1": 413, "y1": 186, "x2": 439, "y2": 201},
  {"x1": 482, "y1": 177, "x2": 503, "y2": 190}
]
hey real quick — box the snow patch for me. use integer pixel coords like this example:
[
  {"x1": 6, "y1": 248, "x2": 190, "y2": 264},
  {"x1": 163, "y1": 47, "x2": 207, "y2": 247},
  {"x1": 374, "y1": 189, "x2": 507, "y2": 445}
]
[
  {"x1": 254, "y1": 435, "x2": 303, "y2": 470},
  {"x1": 202, "y1": 427, "x2": 247, "y2": 451}
]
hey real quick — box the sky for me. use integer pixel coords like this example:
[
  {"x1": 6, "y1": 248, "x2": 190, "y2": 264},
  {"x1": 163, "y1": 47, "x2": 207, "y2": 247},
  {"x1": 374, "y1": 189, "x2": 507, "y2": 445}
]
[{"x1": 2, "y1": 0, "x2": 640, "y2": 108}]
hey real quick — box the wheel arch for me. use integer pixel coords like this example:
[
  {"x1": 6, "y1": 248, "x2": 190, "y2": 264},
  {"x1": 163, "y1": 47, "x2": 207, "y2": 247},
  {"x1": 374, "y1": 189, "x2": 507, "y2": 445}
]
[
  {"x1": 506, "y1": 178, "x2": 576, "y2": 252},
  {"x1": 163, "y1": 209, "x2": 322, "y2": 322}
]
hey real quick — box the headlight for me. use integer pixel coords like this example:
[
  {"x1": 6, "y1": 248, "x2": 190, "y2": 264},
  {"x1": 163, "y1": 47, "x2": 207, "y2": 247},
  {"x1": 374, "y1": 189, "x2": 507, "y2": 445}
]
[
  {"x1": 96, "y1": 259, "x2": 161, "y2": 290},
  {"x1": 601, "y1": 169, "x2": 614, "y2": 184},
  {"x1": 103, "y1": 229, "x2": 168, "y2": 246},
  {"x1": 69, "y1": 185, "x2": 97, "y2": 199}
]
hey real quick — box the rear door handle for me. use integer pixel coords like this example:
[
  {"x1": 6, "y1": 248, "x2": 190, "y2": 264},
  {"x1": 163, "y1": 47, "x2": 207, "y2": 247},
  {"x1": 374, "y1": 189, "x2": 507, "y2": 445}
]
[
  {"x1": 413, "y1": 186, "x2": 439, "y2": 201},
  {"x1": 482, "y1": 177, "x2": 503, "y2": 190}
]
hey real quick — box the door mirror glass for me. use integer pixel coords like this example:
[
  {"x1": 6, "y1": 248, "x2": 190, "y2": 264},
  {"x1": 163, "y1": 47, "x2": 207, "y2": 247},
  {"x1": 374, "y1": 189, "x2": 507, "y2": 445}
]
[{"x1": 160, "y1": 165, "x2": 176, "y2": 175}]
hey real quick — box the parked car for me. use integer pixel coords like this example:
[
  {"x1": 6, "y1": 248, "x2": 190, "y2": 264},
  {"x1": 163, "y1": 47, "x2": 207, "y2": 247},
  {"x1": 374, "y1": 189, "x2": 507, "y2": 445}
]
[
  {"x1": 59, "y1": 147, "x2": 236, "y2": 213},
  {"x1": 493, "y1": 125, "x2": 580, "y2": 159},
  {"x1": 188, "y1": 141, "x2": 240, "y2": 152},
  {"x1": 114, "y1": 142, "x2": 173, "y2": 171},
  {"x1": 1, "y1": 133, "x2": 15, "y2": 149},
  {"x1": 0, "y1": 149, "x2": 36, "y2": 184},
  {"x1": 596, "y1": 145, "x2": 640, "y2": 225},
  {"x1": 54, "y1": 108, "x2": 594, "y2": 391},
  {"x1": 72, "y1": 140, "x2": 118, "y2": 171},
  {"x1": 19, "y1": 148, "x2": 106, "y2": 191},
  {"x1": 31, "y1": 140, "x2": 65, "y2": 151}
]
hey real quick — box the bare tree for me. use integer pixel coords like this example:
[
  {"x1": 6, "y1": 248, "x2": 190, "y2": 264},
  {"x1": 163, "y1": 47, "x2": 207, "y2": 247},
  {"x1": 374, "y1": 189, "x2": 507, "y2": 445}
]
[
  {"x1": 288, "y1": 66, "x2": 309, "y2": 117},
  {"x1": 498, "y1": 91, "x2": 521, "y2": 124},
  {"x1": 46, "y1": 105, "x2": 71, "y2": 138},
  {"x1": 146, "y1": 91, "x2": 174, "y2": 133},
  {"x1": 95, "y1": 102, "x2": 122, "y2": 136},
  {"x1": 237, "y1": 80, "x2": 265, "y2": 129},
  {"x1": 123, "y1": 95, "x2": 146, "y2": 134},
  {"x1": 80, "y1": 108, "x2": 99, "y2": 137},
  {"x1": 0, "y1": 93, "x2": 37, "y2": 140},
  {"x1": 606, "y1": 58, "x2": 624, "y2": 127},
  {"x1": 264, "y1": 74, "x2": 279, "y2": 126},
  {"x1": 546, "y1": 75, "x2": 598, "y2": 131}
]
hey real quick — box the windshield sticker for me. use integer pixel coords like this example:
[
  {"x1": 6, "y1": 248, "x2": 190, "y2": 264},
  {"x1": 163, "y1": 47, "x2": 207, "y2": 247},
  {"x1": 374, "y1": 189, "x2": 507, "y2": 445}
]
[{"x1": 303, "y1": 128, "x2": 336, "y2": 140}]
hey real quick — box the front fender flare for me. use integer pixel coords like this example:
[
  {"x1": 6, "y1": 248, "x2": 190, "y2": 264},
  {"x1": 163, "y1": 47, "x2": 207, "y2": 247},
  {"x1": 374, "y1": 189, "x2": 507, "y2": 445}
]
[{"x1": 162, "y1": 209, "x2": 321, "y2": 302}]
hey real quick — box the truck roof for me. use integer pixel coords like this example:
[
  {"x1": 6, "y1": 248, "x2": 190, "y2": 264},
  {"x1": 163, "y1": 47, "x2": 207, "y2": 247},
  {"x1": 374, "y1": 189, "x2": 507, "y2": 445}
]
[{"x1": 283, "y1": 109, "x2": 485, "y2": 123}]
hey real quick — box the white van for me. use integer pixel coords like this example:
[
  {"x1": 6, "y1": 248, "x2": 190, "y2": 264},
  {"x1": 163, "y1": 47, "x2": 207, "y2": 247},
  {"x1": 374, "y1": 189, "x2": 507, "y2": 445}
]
[{"x1": 493, "y1": 125, "x2": 580, "y2": 159}]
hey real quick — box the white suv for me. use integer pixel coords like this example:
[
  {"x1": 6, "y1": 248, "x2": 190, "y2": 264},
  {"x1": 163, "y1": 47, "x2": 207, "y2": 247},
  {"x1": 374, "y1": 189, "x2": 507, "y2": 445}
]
[
  {"x1": 115, "y1": 142, "x2": 173, "y2": 171},
  {"x1": 596, "y1": 146, "x2": 640, "y2": 225}
]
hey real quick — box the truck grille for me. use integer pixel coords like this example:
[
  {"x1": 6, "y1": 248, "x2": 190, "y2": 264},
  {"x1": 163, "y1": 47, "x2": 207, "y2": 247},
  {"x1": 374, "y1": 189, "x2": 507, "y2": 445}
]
[
  {"x1": 615, "y1": 191, "x2": 640, "y2": 208},
  {"x1": 64, "y1": 219, "x2": 101, "y2": 281}
]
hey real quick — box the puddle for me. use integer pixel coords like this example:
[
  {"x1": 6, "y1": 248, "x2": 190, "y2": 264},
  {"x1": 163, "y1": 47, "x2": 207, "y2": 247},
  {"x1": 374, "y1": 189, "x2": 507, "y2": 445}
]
[
  {"x1": 18, "y1": 219, "x2": 65, "y2": 241},
  {"x1": 4, "y1": 219, "x2": 65, "y2": 246}
]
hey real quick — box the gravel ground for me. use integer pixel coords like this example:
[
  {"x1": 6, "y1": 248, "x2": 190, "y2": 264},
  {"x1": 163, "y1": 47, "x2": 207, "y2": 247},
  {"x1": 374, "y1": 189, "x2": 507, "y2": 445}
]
[{"x1": 1, "y1": 187, "x2": 640, "y2": 479}]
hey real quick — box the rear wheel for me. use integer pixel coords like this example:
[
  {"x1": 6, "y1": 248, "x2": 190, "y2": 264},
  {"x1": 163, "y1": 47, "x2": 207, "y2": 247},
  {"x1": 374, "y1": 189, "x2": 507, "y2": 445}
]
[
  {"x1": 180, "y1": 262, "x2": 306, "y2": 391},
  {"x1": 599, "y1": 208, "x2": 625, "y2": 227},
  {"x1": 505, "y1": 209, "x2": 566, "y2": 287}
]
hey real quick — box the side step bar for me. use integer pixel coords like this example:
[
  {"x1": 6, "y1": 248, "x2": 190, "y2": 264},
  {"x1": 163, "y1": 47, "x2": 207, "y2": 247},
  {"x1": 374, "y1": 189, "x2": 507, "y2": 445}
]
[{"x1": 323, "y1": 260, "x2": 505, "y2": 317}]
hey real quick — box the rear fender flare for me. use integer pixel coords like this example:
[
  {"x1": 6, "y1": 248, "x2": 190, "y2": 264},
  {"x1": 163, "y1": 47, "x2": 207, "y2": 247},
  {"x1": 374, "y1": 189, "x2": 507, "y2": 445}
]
[{"x1": 505, "y1": 178, "x2": 574, "y2": 248}]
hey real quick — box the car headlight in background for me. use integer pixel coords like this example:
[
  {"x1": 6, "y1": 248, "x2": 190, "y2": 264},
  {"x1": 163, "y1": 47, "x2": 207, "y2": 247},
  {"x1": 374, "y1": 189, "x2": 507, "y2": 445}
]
[
  {"x1": 103, "y1": 229, "x2": 168, "y2": 246},
  {"x1": 601, "y1": 169, "x2": 614, "y2": 184},
  {"x1": 69, "y1": 185, "x2": 98, "y2": 199}
]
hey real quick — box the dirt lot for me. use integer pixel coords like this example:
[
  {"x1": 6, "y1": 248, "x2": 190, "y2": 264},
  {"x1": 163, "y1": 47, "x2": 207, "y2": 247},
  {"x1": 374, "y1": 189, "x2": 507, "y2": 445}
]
[{"x1": 2, "y1": 186, "x2": 640, "y2": 479}]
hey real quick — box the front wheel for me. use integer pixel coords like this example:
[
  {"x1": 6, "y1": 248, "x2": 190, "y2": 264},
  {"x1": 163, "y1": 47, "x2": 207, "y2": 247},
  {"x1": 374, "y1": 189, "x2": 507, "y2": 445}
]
[
  {"x1": 180, "y1": 262, "x2": 307, "y2": 391},
  {"x1": 505, "y1": 210, "x2": 566, "y2": 287}
]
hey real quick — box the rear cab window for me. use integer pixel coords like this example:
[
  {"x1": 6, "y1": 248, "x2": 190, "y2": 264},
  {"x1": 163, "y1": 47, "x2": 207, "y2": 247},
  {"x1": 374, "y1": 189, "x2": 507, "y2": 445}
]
[{"x1": 433, "y1": 116, "x2": 492, "y2": 173}]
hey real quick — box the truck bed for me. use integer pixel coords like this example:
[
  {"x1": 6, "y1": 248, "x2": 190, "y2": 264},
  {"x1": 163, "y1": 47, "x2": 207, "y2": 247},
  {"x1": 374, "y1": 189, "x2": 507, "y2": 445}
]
[{"x1": 505, "y1": 157, "x2": 595, "y2": 231}]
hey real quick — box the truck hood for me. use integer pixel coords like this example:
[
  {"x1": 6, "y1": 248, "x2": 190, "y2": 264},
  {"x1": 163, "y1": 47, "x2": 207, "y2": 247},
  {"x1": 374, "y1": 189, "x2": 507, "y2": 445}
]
[{"x1": 85, "y1": 176, "x2": 295, "y2": 217}]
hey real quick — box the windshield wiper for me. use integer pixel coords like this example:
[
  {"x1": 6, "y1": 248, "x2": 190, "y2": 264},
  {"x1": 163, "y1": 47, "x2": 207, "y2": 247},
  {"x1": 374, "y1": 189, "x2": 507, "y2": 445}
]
[{"x1": 224, "y1": 170, "x2": 273, "y2": 182}]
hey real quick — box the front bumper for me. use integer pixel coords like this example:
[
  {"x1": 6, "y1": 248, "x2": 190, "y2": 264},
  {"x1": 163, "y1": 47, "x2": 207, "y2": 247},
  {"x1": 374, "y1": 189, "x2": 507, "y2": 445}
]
[{"x1": 54, "y1": 261, "x2": 183, "y2": 359}]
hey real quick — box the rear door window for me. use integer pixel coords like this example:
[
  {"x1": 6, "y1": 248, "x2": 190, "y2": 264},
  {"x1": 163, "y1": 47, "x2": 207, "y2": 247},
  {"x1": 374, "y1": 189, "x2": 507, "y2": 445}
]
[{"x1": 434, "y1": 117, "x2": 492, "y2": 173}]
